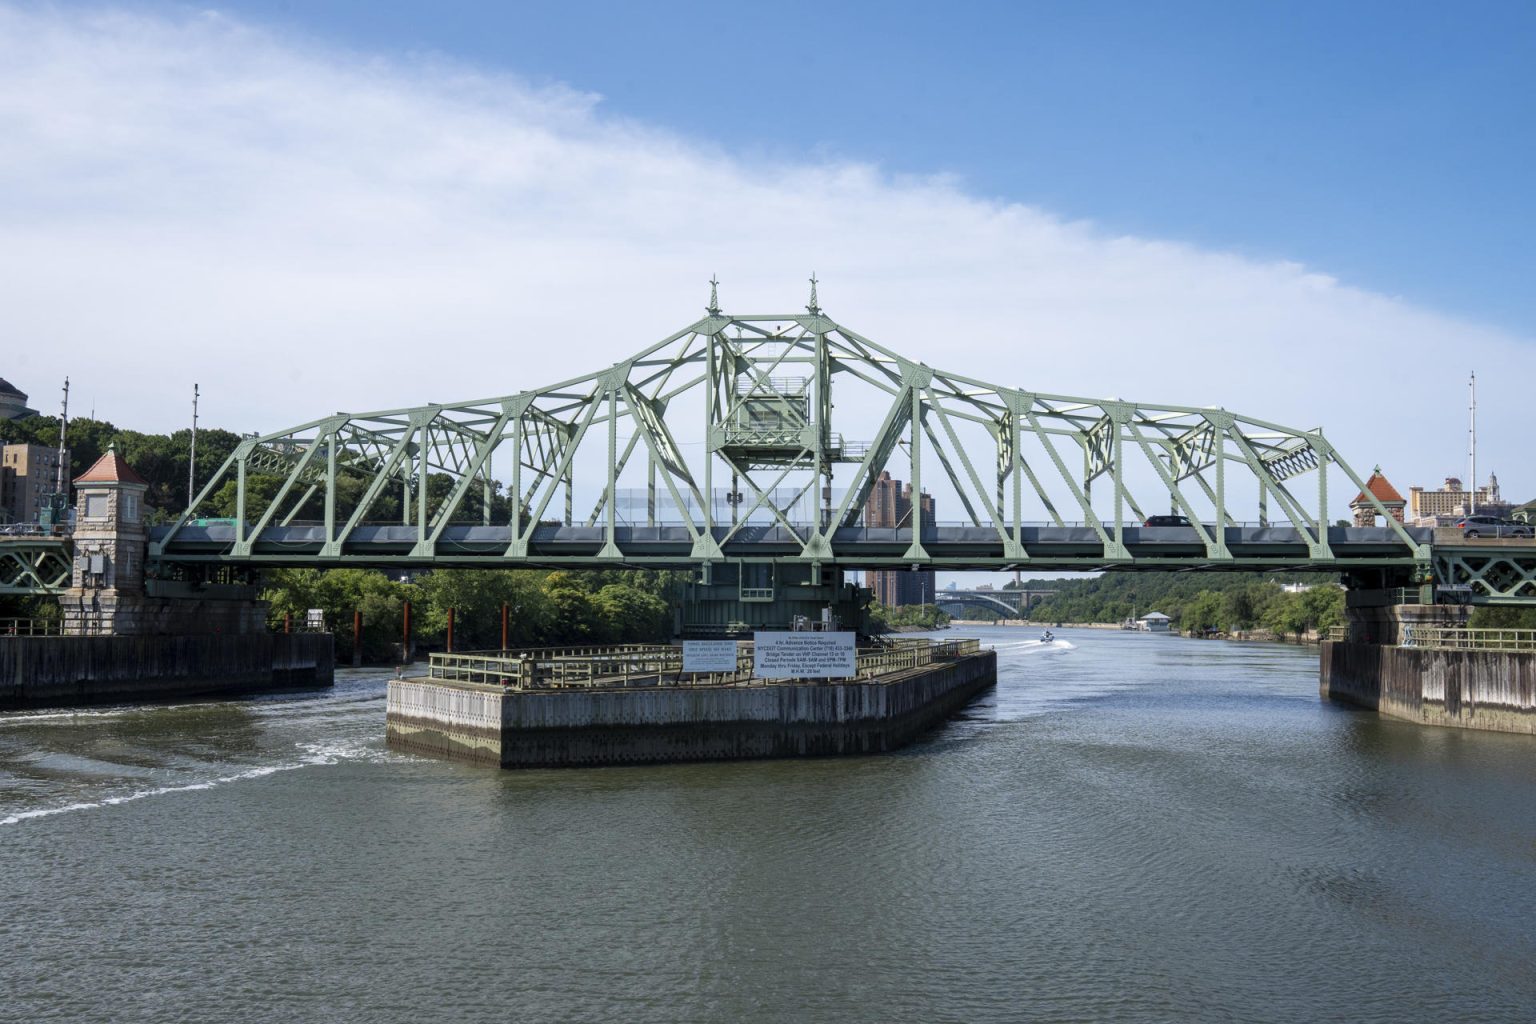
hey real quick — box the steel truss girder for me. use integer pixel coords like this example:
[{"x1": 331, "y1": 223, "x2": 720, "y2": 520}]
[
  {"x1": 152, "y1": 299, "x2": 1427, "y2": 575},
  {"x1": 0, "y1": 539, "x2": 72, "y2": 595},
  {"x1": 1434, "y1": 550, "x2": 1536, "y2": 603}
]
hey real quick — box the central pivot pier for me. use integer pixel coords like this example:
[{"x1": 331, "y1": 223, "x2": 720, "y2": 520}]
[{"x1": 386, "y1": 637, "x2": 996, "y2": 768}]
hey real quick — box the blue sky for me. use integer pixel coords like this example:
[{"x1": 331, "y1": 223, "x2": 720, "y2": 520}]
[
  {"x1": 181, "y1": 0, "x2": 1536, "y2": 334},
  {"x1": 3, "y1": 1, "x2": 1533, "y2": 508}
]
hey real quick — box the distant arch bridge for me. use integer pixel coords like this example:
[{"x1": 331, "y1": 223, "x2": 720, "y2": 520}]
[{"x1": 934, "y1": 589, "x2": 1054, "y2": 617}]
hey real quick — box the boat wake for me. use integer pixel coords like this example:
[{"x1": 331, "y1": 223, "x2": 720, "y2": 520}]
[
  {"x1": 0, "y1": 740, "x2": 392, "y2": 827},
  {"x1": 994, "y1": 639, "x2": 1077, "y2": 655}
]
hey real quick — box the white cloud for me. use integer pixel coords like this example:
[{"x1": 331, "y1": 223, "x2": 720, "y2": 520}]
[{"x1": 0, "y1": 3, "x2": 1529, "y2": 505}]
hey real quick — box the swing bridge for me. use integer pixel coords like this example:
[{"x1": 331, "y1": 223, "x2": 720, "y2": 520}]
[{"x1": 5, "y1": 287, "x2": 1533, "y2": 627}]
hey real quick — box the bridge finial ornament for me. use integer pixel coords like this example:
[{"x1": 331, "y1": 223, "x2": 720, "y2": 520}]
[
  {"x1": 806, "y1": 273, "x2": 820, "y2": 315},
  {"x1": 707, "y1": 274, "x2": 720, "y2": 315}
]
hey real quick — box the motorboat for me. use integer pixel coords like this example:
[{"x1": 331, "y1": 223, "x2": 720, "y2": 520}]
[{"x1": 1040, "y1": 630, "x2": 1055, "y2": 643}]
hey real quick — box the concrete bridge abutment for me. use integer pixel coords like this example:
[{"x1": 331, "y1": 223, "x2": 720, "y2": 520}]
[{"x1": 1322, "y1": 589, "x2": 1534, "y2": 734}]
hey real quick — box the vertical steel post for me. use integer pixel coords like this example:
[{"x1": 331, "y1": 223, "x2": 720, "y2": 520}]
[
  {"x1": 1012, "y1": 407, "x2": 1023, "y2": 547},
  {"x1": 325, "y1": 425, "x2": 337, "y2": 548},
  {"x1": 403, "y1": 600, "x2": 413, "y2": 660},
  {"x1": 1112, "y1": 422, "x2": 1124, "y2": 552},
  {"x1": 236, "y1": 455, "x2": 247, "y2": 545},
  {"x1": 704, "y1": 334, "x2": 716, "y2": 545},
  {"x1": 415, "y1": 424, "x2": 428, "y2": 542},
  {"x1": 814, "y1": 330, "x2": 828, "y2": 529},
  {"x1": 352, "y1": 609, "x2": 362, "y2": 668},
  {"x1": 607, "y1": 387, "x2": 618, "y2": 546},
  {"x1": 1215, "y1": 424, "x2": 1227, "y2": 551},
  {"x1": 446, "y1": 607, "x2": 455, "y2": 653},
  {"x1": 909, "y1": 384, "x2": 923, "y2": 546},
  {"x1": 501, "y1": 602, "x2": 509, "y2": 651},
  {"x1": 647, "y1": 450, "x2": 656, "y2": 526},
  {"x1": 284, "y1": 611, "x2": 291, "y2": 634},
  {"x1": 510, "y1": 413, "x2": 523, "y2": 543},
  {"x1": 1318, "y1": 441, "x2": 1329, "y2": 544}
]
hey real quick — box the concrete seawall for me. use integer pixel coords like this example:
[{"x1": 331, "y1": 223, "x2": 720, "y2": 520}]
[
  {"x1": 387, "y1": 650, "x2": 997, "y2": 768},
  {"x1": 0, "y1": 633, "x2": 335, "y2": 709},
  {"x1": 1320, "y1": 640, "x2": 1536, "y2": 734}
]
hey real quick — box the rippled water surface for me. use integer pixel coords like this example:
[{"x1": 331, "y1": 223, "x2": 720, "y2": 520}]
[{"x1": 4, "y1": 627, "x2": 1535, "y2": 1023}]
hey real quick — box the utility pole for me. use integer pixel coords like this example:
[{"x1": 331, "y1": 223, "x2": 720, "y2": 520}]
[
  {"x1": 188, "y1": 383, "x2": 200, "y2": 505},
  {"x1": 1468, "y1": 371, "x2": 1477, "y2": 516}
]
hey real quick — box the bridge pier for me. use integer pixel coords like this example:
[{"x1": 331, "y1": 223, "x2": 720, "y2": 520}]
[
  {"x1": 0, "y1": 449, "x2": 333, "y2": 710},
  {"x1": 1320, "y1": 585, "x2": 1536, "y2": 734},
  {"x1": 387, "y1": 640, "x2": 997, "y2": 768}
]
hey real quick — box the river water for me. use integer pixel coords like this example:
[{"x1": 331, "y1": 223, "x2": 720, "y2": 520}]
[{"x1": 3, "y1": 626, "x2": 1534, "y2": 1023}]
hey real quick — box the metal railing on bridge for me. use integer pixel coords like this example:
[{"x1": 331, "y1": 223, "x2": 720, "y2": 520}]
[
  {"x1": 424, "y1": 637, "x2": 983, "y2": 690},
  {"x1": 0, "y1": 617, "x2": 64, "y2": 637},
  {"x1": 1400, "y1": 626, "x2": 1536, "y2": 653}
]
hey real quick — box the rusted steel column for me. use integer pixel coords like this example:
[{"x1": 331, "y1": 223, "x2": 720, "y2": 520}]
[
  {"x1": 352, "y1": 609, "x2": 362, "y2": 667},
  {"x1": 403, "y1": 600, "x2": 413, "y2": 661},
  {"x1": 446, "y1": 607, "x2": 455, "y2": 654},
  {"x1": 501, "y1": 602, "x2": 509, "y2": 651},
  {"x1": 284, "y1": 612, "x2": 291, "y2": 634}
]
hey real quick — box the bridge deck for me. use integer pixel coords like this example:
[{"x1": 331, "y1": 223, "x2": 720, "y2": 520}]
[{"x1": 150, "y1": 522, "x2": 1431, "y2": 571}]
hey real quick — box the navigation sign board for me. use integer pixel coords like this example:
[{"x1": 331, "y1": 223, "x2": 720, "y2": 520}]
[
  {"x1": 682, "y1": 639, "x2": 739, "y2": 674},
  {"x1": 752, "y1": 631, "x2": 857, "y2": 680}
]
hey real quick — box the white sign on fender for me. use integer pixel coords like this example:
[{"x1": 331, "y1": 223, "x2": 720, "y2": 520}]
[
  {"x1": 752, "y1": 631, "x2": 857, "y2": 680},
  {"x1": 682, "y1": 639, "x2": 739, "y2": 674}
]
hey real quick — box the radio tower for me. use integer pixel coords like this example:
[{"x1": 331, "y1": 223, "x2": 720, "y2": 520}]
[
  {"x1": 188, "y1": 383, "x2": 200, "y2": 504},
  {"x1": 1468, "y1": 371, "x2": 1477, "y2": 516}
]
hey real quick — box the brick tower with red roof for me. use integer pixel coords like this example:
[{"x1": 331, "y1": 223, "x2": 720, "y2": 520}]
[
  {"x1": 1350, "y1": 466, "x2": 1407, "y2": 528},
  {"x1": 61, "y1": 443, "x2": 151, "y2": 634}
]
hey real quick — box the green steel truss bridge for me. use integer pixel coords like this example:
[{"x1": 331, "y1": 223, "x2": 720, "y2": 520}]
[
  {"x1": 151, "y1": 286, "x2": 1439, "y2": 573},
  {"x1": 8, "y1": 286, "x2": 1527, "y2": 608}
]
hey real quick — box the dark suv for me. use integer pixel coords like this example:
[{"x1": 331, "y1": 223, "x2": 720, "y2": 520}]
[
  {"x1": 1458, "y1": 515, "x2": 1534, "y2": 539},
  {"x1": 1143, "y1": 514, "x2": 1193, "y2": 527}
]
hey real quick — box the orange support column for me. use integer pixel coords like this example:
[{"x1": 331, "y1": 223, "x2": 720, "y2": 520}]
[{"x1": 403, "y1": 600, "x2": 413, "y2": 662}]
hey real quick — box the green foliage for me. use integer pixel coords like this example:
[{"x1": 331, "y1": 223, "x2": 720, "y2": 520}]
[
  {"x1": 1259, "y1": 585, "x2": 1344, "y2": 638},
  {"x1": 261, "y1": 568, "x2": 418, "y2": 662},
  {"x1": 0, "y1": 593, "x2": 62, "y2": 621},
  {"x1": 1468, "y1": 605, "x2": 1536, "y2": 629},
  {"x1": 592, "y1": 584, "x2": 671, "y2": 643},
  {"x1": 868, "y1": 602, "x2": 951, "y2": 632},
  {"x1": 1023, "y1": 571, "x2": 1342, "y2": 637},
  {"x1": 1180, "y1": 591, "x2": 1227, "y2": 634},
  {"x1": 414, "y1": 570, "x2": 553, "y2": 650},
  {"x1": 258, "y1": 565, "x2": 679, "y2": 660},
  {"x1": 0, "y1": 414, "x2": 242, "y2": 517}
]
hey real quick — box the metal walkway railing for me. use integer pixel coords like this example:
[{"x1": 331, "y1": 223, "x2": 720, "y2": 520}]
[
  {"x1": 425, "y1": 637, "x2": 983, "y2": 690},
  {"x1": 1399, "y1": 626, "x2": 1536, "y2": 653}
]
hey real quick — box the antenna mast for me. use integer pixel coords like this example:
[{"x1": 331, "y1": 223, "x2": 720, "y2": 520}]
[
  {"x1": 1468, "y1": 371, "x2": 1477, "y2": 516},
  {"x1": 55, "y1": 377, "x2": 69, "y2": 495},
  {"x1": 188, "y1": 383, "x2": 200, "y2": 505}
]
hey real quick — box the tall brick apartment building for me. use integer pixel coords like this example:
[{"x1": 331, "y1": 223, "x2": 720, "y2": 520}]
[{"x1": 863, "y1": 470, "x2": 935, "y2": 607}]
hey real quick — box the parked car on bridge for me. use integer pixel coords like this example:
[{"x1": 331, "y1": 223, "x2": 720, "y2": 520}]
[{"x1": 1457, "y1": 515, "x2": 1534, "y2": 539}]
